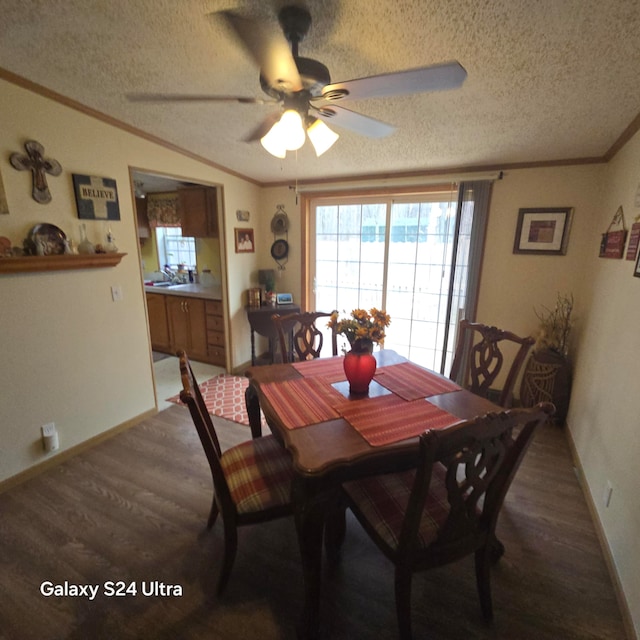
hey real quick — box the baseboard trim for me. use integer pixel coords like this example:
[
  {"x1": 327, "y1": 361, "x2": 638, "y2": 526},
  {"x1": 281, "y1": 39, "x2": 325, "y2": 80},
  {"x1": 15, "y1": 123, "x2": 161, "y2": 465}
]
[
  {"x1": 564, "y1": 425, "x2": 637, "y2": 640},
  {"x1": 0, "y1": 408, "x2": 157, "y2": 495}
]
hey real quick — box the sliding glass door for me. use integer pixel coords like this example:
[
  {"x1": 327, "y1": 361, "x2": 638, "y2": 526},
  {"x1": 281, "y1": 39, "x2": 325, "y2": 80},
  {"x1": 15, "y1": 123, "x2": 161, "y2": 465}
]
[{"x1": 309, "y1": 183, "x2": 489, "y2": 374}]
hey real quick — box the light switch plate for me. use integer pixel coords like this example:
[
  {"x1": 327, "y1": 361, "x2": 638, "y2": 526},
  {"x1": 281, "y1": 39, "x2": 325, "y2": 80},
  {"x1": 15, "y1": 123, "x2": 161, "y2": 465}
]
[{"x1": 111, "y1": 285, "x2": 123, "y2": 302}]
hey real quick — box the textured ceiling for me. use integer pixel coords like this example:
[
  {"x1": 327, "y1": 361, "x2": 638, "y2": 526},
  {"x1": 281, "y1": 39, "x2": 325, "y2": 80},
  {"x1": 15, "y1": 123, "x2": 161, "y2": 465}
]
[{"x1": 1, "y1": 0, "x2": 640, "y2": 185}]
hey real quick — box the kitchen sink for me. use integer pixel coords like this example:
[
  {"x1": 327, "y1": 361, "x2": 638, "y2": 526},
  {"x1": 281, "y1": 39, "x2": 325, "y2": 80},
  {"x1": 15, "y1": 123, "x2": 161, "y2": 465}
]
[{"x1": 147, "y1": 281, "x2": 180, "y2": 288}]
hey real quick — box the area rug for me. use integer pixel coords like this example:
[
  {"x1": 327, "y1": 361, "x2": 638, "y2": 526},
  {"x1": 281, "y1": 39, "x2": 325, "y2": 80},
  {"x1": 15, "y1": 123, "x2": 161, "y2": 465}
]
[{"x1": 167, "y1": 374, "x2": 263, "y2": 428}]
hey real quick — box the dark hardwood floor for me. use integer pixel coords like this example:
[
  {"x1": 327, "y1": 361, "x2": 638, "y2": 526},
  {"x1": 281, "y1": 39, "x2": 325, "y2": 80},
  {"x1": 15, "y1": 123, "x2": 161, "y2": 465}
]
[{"x1": 0, "y1": 405, "x2": 628, "y2": 640}]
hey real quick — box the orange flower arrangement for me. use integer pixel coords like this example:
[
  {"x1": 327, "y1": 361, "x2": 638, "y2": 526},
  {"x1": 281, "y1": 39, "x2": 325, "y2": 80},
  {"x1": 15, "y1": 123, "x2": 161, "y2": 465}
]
[{"x1": 328, "y1": 308, "x2": 391, "y2": 352}]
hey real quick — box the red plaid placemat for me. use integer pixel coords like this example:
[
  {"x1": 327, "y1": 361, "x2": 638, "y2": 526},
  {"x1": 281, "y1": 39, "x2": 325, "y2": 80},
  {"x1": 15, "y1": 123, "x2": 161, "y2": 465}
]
[
  {"x1": 260, "y1": 377, "x2": 344, "y2": 429},
  {"x1": 291, "y1": 357, "x2": 347, "y2": 383},
  {"x1": 338, "y1": 394, "x2": 461, "y2": 447},
  {"x1": 374, "y1": 362, "x2": 461, "y2": 401}
]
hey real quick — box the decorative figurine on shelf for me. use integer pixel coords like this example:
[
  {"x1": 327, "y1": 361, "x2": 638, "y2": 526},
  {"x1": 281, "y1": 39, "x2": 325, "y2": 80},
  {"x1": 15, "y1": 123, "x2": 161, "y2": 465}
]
[{"x1": 104, "y1": 226, "x2": 118, "y2": 253}]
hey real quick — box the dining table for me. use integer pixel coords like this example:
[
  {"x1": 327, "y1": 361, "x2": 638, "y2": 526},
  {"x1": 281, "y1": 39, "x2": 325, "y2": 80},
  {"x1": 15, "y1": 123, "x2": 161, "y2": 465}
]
[{"x1": 244, "y1": 349, "x2": 500, "y2": 639}]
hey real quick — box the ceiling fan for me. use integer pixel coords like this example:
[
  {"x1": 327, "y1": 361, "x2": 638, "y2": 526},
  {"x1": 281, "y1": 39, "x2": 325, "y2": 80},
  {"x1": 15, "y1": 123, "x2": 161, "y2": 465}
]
[{"x1": 128, "y1": 5, "x2": 467, "y2": 157}]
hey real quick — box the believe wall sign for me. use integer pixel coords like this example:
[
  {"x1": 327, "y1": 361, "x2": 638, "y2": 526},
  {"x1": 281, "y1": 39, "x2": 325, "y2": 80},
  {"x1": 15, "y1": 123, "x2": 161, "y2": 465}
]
[{"x1": 72, "y1": 174, "x2": 120, "y2": 220}]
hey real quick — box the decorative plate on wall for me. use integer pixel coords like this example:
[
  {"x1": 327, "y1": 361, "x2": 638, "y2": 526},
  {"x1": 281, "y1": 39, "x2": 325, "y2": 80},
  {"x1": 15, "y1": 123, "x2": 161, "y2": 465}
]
[
  {"x1": 270, "y1": 238, "x2": 289, "y2": 261},
  {"x1": 271, "y1": 211, "x2": 289, "y2": 234},
  {"x1": 28, "y1": 223, "x2": 67, "y2": 255}
]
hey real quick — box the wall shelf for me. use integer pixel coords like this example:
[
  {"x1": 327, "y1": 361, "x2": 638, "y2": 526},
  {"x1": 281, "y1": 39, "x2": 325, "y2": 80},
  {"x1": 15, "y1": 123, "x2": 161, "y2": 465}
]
[{"x1": 0, "y1": 253, "x2": 127, "y2": 274}]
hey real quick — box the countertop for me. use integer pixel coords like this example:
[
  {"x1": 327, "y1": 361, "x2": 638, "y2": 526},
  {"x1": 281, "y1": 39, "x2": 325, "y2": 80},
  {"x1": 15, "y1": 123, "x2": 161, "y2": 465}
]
[{"x1": 144, "y1": 283, "x2": 222, "y2": 301}]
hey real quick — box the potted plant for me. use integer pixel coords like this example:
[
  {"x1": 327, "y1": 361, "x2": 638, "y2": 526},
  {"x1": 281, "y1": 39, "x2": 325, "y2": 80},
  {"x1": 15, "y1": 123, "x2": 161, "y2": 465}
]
[
  {"x1": 328, "y1": 308, "x2": 391, "y2": 394},
  {"x1": 521, "y1": 292, "x2": 574, "y2": 423},
  {"x1": 264, "y1": 272, "x2": 276, "y2": 306}
]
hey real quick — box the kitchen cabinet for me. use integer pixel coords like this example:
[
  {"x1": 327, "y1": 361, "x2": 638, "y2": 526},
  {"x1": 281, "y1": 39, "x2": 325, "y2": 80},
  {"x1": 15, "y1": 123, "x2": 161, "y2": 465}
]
[
  {"x1": 178, "y1": 186, "x2": 219, "y2": 238},
  {"x1": 166, "y1": 296, "x2": 209, "y2": 363},
  {"x1": 146, "y1": 293, "x2": 171, "y2": 353},
  {"x1": 136, "y1": 197, "x2": 150, "y2": 240},
  {"x1": 205, "y1": 300, "x2": 226, "y2": 366},
  {"x1": 146, "y1": 290, "x2": 226, "y2": 366}
]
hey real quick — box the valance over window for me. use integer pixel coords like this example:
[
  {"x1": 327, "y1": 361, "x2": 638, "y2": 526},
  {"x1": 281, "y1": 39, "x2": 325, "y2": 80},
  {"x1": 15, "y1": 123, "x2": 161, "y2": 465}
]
[{"x1": 146, "y1": 192, "x2": 181, "y2": 228}]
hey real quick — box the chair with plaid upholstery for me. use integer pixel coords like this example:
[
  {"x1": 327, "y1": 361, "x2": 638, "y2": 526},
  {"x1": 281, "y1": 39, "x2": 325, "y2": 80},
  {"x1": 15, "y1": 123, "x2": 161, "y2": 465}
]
[
  {"x1": 449, "y1": 319, "x2": 535, "y2": 408},
  {"x1": 178, "y1": 349, "x2": 294, "y2": 594},
  {"x1": 340, "y1": 402, "x2": 554, "y2": 640},
  {"x1": 272, "y1": 310, "x2": 338, "y2": 363}
]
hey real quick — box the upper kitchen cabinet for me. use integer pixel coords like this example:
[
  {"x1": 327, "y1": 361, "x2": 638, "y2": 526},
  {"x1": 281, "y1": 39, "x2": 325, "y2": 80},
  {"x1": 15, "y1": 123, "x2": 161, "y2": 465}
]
[
  {"x1": 178, "y1": 186, "x2": 219, "y2": 238},
  {"x1": 135, "y1": 197, "x2": 150, "y2": 240}
]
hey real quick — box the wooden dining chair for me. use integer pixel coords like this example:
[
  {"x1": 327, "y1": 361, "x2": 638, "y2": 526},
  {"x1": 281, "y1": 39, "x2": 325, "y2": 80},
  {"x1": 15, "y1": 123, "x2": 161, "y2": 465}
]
[
  {"x1": 272, "y1": 310, "x2": 338, "y2": 363},
  {"x1": 340, "y1": 402, "x2": 554, "y2": 640},
  {"x1": 449, "y1": 319, "x2": 535, "y2": 408},
  {"x1": 177, "y1": 349, "x2": 294, "y2": 594}
]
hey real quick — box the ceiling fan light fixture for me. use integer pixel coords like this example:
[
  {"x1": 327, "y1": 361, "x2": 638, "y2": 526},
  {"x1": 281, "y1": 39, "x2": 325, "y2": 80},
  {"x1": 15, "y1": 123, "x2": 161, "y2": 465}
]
[
  {"x1": 278, "y1": 109, "x2": 306, "y2": 150},
  {"x1": 306, "y1": 118, "x2": 339, "y2": 156},
  {"x1": 261, "y1": 123, "x2": 287, "y2": 158}
]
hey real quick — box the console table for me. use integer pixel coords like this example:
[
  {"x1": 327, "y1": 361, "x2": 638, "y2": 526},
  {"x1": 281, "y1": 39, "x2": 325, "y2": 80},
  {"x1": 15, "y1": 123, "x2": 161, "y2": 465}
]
[{"x1": 246, "y1": 303, "x2": 300, "y2": 365}]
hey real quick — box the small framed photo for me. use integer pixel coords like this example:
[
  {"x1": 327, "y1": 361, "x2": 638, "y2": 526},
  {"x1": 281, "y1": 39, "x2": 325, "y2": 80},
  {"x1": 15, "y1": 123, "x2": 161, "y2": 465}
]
[
  {"x1": 234, "y1": 228, "x2": 254, "y2": 253},
  {"x1": 513, "y1": 207, "x2": 573, "y2": 255},
  {"x1": 634, "y1": 246, "x2": 640, "y2": 278}
]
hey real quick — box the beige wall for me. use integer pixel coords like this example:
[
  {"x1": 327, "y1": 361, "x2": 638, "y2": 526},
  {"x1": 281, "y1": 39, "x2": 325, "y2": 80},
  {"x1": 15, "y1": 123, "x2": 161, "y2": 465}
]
[
  {"x1": 568, "y1": 132, "x2": 640, "y2": 634},
  {"x1": 0, "y1": 76, "x2": 637, "y2": 636},
  {"x1": 0, "y1": 78, "x2": 260, "y2": 482}
]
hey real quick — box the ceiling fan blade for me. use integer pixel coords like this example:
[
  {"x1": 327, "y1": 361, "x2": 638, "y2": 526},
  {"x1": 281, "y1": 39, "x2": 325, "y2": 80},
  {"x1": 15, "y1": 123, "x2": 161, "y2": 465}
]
[
  {"x1": 243, "y1": 112, "x2": 282, "y2": 142},
  {"x1": 321, "y1": 61, "x2": 467, "y2": 102},
  {"x1": 314, "y1": 105, "x2": 395, "y2": 138},
  {"x1": 220, "y1": 11, "x2": 303, "y2": 94},
  {"x1": 126, "y1": 93, "x2": 275, "y2": 104}
]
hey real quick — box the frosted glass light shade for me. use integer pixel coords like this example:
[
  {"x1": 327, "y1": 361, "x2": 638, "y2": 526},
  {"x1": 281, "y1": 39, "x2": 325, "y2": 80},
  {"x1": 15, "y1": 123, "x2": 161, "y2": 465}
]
[
  {"x1": 278, "y1": 110, "x2": 306, "y2": 151},
  {"x1": 307, "y1": 118, "x2": 339, "y2": 156},
  {"x1": 261, "y1": 122, "x2": 287, "y2": 158}
]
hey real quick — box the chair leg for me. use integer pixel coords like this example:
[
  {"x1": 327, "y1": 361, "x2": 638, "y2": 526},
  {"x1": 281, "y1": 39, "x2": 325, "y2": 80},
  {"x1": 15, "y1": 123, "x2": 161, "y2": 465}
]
[
  {"x1": 395, "y1": 567, "x2": 413, "y2": 640},
  {"x1": 475, "y1": 546, "x2": 494, "y2": 622},
  {"x1": 216, "y1": 522, "x2": 238, "y2": 596},
  {"x1": 207, "y1": 498, "x2": 219, "y2": 530},
  {"x1": 489, "y1": 535, "x2": 505, "y2": 563},
  {"x1": 245, "y1": 385, "x2": 263, "y2": 438}
]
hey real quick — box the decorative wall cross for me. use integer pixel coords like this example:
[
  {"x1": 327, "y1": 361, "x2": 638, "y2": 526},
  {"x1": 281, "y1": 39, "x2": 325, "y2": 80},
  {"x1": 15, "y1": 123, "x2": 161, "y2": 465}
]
[{"x1": 10, "y1": 140, "x2": 62, "y2": 204}]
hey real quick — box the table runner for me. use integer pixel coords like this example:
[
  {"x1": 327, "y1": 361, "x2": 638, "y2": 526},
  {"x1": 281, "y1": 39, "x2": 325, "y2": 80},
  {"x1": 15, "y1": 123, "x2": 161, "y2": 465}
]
[
  {"x1": 337, "y1": 394, "x2": 461, "y2": 447},
  {"x1": 375, "y1": 362, "x2": 461, "y2": 401},
  {"x1": 291, "y1": 357, "x2": 347, "y2": 383},
  {"x1": 260, "y1": 377, "x2": 344, "y2": 429}
]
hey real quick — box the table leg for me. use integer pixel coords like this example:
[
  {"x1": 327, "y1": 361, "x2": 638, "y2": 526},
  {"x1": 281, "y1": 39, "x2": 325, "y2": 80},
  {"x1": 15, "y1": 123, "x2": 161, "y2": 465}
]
[
  {"x1": 250, "y1": 328, "x2": 256, "y2": 366},
  {"x1": 293, "y1": 476, "x2": 330, "y2": 640},
  {"x1": 244, "y1": 383, "x2": 263, "y2": 439}
]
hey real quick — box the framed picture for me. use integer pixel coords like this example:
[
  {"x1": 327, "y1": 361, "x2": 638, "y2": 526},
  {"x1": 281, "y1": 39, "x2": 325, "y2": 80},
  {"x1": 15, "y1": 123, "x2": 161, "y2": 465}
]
[
  {"x1": 72, "y1": 174, "x2": 120, "y2": 220},
  {"x1": 626, "y1": 222, "x2": 640, "y2": 261},
  {"x1": 513, "y1": 207, "x2": 573, "y2": 255},
  {"x1": 234, "y1": 228, "x2": 254, "y2": 253},
  {"x1": 0, "y1": 168, "x2": 8, "y2": 214},
  {"x1": 635, "y1": 246, "x2": 640, "y2": 278}
]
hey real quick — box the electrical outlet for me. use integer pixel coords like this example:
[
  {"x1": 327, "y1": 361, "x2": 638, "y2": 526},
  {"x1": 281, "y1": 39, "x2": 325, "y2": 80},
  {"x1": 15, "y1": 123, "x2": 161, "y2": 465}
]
[
  {"x1": 41, "y1": 422, "x2": 59, "y2": 452},
  {"x1": 41, "y1": 422, "x2": 56, "y2": 437},
  {"x1": 603, "y1": 480, "x2": 613, "y2": 508},
  {"x1": 111, "y1": 285, "x2": 123, "y2": 302}
]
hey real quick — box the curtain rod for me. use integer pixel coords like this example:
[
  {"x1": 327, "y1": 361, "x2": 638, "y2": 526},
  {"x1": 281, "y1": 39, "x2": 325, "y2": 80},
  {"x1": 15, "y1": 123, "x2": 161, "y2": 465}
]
[{"x1": 290, "y1": 170, "x2": 503, "y2": 194}]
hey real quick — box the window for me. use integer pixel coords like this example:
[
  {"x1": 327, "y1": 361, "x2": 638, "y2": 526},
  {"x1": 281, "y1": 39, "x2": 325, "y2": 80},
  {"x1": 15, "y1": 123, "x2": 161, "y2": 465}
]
[
  {"x1": 156, "y1": 226, "x2": 196, "y2": 270},
  {"x1": 308, "y1": 182, "x2": 491, "y2": 374}
]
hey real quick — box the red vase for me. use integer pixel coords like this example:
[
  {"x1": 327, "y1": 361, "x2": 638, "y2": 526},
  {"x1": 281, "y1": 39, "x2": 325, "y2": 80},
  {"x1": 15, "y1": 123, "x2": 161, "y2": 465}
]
[{"x1": 343, "y1": 349, "x2": 377, "y2": 394}]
